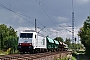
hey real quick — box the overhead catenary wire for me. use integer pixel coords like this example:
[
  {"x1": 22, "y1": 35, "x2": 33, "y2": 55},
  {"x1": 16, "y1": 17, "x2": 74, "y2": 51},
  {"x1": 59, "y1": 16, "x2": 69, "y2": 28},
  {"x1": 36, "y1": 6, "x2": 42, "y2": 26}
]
[
  {"x1": 0, "y1": 1, "x2": 44, "y2": 37},
  {"x1": 4, "y1": 0, "x2": 12, "y2": 9},
  {"x1": 0, "y1": 2, "x2": 48, "y2": 37},
  {"x1": 17, "y1": 14, "x2": 46, "y2": 32},
  {"x1": 37, "y1": 20, "x2": 46, "y2": 27},
  {"x1": 35, "y1": 0, "x2": 57, "y2": 27},
  {"x1": 3, "y1": 0, "x2": 36, "y2": 19},
  {"x1": 1, "y1": 0, "x2": 46, "y2": 30},
  {"x1": 11, "y1": 9, "x2": 46, "y2": 28},
  {"x1": 0, "y1": 3, "x2": 35, "y2": 26},
  {"x1": 59, "y1": 26, "x2": 72, "y2": 33},
  {"x1": 3, "y1": 0, "x2": 72, "y2": 34},
  {"x1": 36, "y1": 0, "x2": 71, "y2": 36},
  {"x1": 0, "y1": 1, "x2": 73, "y2": 38},
  {"x1": 35, "y1": 0, "x2": 73, "y2": 33}
]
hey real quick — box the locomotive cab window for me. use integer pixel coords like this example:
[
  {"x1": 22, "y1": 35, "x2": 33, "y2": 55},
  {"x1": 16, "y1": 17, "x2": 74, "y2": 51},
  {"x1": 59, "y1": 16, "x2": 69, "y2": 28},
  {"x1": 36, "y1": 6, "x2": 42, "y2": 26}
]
[
  {"x1": 20, "y1": 33, "x2": 33, "y2": 38},
  {"x1": 35, "y1": 35, "x2": 36, "y2": 38}
]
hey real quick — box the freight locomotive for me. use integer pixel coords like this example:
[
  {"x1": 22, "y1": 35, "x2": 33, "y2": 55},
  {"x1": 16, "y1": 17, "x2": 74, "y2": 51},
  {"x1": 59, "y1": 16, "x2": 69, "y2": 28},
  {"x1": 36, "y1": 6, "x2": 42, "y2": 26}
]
[{"x1": 18, "y1": 30, "x2": 68, "y2": 53}]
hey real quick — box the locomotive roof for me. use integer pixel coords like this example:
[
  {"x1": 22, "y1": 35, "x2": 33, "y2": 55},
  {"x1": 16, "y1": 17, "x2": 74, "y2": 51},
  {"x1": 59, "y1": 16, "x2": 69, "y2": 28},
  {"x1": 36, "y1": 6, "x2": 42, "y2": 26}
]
[
  {"x1": 20, "y1": 30, "x2": 37, "y2": 34},
  {"x1": 23, "y1": 30, "x2": 36, "y2": 32},
  {"x1": 21, "y1": 30, "x2": 36, "y2": 33}
]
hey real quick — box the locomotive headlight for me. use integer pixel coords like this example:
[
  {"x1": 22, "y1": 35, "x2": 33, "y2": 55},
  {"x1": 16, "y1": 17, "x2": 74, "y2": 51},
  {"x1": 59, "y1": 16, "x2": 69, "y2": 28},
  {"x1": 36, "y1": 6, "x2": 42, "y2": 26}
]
[{"x1": 29, "y1": 43, "x2": 32, "y2": 45}]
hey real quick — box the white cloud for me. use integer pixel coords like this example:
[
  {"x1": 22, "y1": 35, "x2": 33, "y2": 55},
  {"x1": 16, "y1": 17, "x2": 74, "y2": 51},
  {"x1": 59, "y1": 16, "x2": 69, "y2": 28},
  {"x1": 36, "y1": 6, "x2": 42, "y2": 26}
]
[
  {"x1": 76, "y1": 0, "x2": 90, "y2": 4},
  {"x1": 15, "y1": 25, "x2": 82, "y2": 43},
  {"x1": 42, "y1": 27, "x2": 72, "y2": 40},
  {"x1": 57, "y1": 23, "x2": 71, "y2": 27},
  {"x1": 57, "y1": 16, "x2": 69, "y2": 22}
]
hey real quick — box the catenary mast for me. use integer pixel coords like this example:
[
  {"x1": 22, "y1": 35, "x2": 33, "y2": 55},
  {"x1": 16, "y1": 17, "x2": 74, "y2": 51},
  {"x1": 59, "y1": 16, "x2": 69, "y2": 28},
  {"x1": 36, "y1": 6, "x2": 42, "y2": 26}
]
[
  {"x1": 35, "y1": 18, "x2": 37, "y2": 32},
  {"x1": 72, "y1": 0, "x2": 74, "y2": 44}
]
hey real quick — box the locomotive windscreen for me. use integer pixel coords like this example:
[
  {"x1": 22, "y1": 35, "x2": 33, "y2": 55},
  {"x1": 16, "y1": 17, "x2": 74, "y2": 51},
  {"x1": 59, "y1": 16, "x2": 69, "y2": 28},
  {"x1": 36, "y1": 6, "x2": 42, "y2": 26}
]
[{"x1": 20, "y1": 33, "x2": 33, "y2": 38}]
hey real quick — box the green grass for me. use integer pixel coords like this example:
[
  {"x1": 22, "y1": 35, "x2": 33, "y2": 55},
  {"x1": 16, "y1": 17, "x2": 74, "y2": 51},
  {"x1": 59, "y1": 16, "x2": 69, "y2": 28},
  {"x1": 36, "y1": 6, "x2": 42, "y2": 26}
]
[
  {"x1": 0, "y1": 48, "x2": 19, "y2": 55},
  {"x1": 0, "y1": 50, "x2": 6, "y2": 55},
  {"x1": 54, "y1": 53, "x2": 77, "y2": 60},
  {"x1": 72, "y1": 53, "x2": 77, "y2": 58},
  {"x1": 56, "y1": 57, "x2": 76, "y2": 60},
  {"x1": 71, "y1": 56, "x2": 76, "y2": 60},
  {"x1": 55, "y1": 57, "x2": 68, "y2": 60}
]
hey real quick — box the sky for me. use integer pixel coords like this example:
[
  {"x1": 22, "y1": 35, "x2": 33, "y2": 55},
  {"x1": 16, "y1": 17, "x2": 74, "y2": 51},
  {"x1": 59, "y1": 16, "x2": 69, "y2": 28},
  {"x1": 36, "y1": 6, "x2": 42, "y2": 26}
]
[{"x1": 0, "y1": 0, "x2": 90, "y2": 42}]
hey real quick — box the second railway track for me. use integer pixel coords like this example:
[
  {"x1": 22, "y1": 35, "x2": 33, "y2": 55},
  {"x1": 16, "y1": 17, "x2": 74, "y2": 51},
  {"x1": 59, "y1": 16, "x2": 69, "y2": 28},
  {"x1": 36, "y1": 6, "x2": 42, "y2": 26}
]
[{"x1": 77, "y1": 53, "x2": 88, "y2": 60}]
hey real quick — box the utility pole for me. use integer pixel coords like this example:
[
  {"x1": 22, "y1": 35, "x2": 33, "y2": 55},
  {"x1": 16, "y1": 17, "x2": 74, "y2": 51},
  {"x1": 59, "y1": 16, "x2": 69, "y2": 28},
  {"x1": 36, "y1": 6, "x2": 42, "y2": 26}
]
[{"x1": 35, "y1": 18, "x2": 37, "y2": 32}]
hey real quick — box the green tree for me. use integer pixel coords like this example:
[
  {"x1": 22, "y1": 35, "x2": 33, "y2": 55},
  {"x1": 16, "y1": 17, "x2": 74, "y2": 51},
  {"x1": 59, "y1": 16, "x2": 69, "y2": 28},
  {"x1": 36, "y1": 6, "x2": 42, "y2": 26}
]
[
  {"x1": 64, "y1": 38, "x2": 71, "y2": 49},
  {"x1": 54, "y1": 37, "x2": 63, "y2": 42},
  {"x1": 78, "y1": 16, "x2": 90, "y2": 54},
  {"x1": 0, "y1": 24, "x2": 18, "y2": 53},
  {"x1": 4, "y1": 36, "x2": 18, "y2": 53},
  {"x1": 76, "y1": 44, "x2": 84, "y2": 50}
]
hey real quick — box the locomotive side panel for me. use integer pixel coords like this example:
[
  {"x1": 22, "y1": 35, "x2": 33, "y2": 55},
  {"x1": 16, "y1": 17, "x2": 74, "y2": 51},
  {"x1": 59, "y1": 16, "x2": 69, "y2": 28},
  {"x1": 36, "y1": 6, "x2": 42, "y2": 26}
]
[{"x1": 35, "y1": 35, "x2": 47, "y2": 49}]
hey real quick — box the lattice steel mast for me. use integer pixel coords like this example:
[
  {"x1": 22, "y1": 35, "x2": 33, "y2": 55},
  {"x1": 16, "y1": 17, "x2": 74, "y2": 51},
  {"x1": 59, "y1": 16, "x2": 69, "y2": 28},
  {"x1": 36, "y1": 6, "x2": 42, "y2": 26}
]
[{"x1": 72, "y1": 0, "x2": 74, "y2": 44}]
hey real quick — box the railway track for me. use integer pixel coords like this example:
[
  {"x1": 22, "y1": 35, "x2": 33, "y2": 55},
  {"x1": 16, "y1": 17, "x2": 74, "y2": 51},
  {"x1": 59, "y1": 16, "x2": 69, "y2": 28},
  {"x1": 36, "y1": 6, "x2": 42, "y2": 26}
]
[
  {"x1": 77, "y1": 53, "x2": 88, "y2": 60},
  {"x1": 0, "y1": 51, "x2": 71, "y2": 60}
]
